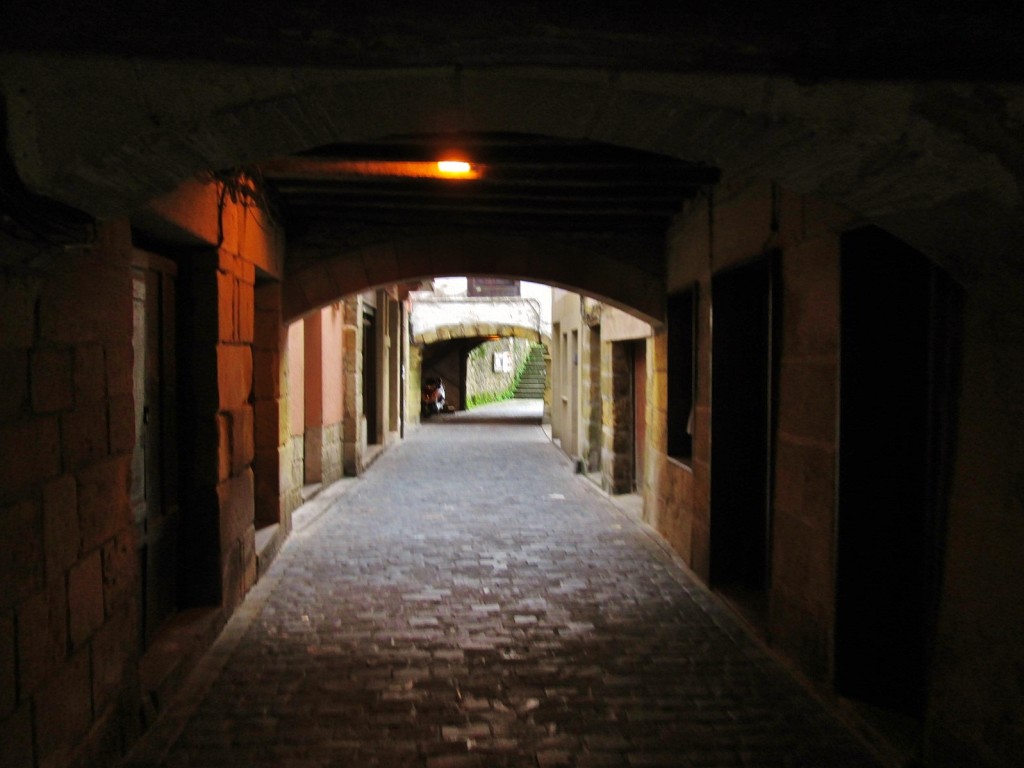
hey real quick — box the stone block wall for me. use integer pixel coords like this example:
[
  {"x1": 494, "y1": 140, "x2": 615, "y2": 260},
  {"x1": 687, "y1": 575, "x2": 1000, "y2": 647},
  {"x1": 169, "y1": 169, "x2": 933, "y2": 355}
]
[
  {"x1": 283, "y1": 321, "x2": 304, "y2": 510},
  {"x1": 341, "y1": 295, "x2": 365, "y2": 475},
  {"x1": 0, "y1": 221, "x2": 141, "y2": 768},
  {"x1": 600, "y1": 340, "x2": 633, "y2": 494},
  {"x1": 213, "y1": 246, "x2": 258, "y2": 612},
  {"x1": 464, "y1": 337, "x2": 532, "y2": 400},
  {"x1": 407, "y1": 343, "x2": 423, "y2": 426},
  {"x1": 253, "y1": 283, "x2": 286, "y2": 529},
  {"x1": 645, "y1": 178, "x2": 1024, "y2": 767},
  {"x1": 648, "y1": 179, "x2": 853, "y2": 679},
  {"x1": 321, "y1": 304, "x2": 345, "y2": 484},
  {"x1": 583, "y1": 325, "x2": 602, "y2": 472},
  {"x1": 302, "y1": 314, "x2": 323, "y2": 484},
  {"x1": 770, "y1": 229, "x2": 842, "y2": 680},
  {"x1": 645, "y1": 327, "x2": 701, "y2": 570}
]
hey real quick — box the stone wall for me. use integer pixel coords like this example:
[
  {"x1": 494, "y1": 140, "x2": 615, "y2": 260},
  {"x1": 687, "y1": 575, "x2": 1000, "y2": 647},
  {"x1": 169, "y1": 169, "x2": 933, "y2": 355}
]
[
  {"x1": 0, "y1": 179, "x2": 291, "y2": 768},
  {"x1": 770, "y1": 208, "x2": 845, "y2": 680},
  {"x1": 650, "y1": 178, "x2": 854, "y2": 674},
  {"x1": 411, "y1": 296, "x2": 547, "y2": 344},
  {"x1": 283, "y1": 321, "x2": 305, "y2": 507},
  {"x1": 600, "y1": 340, "x2": 633, "y2": 493},
  {"x1": 550, "y1": 292, "x2": 581, "y2": 458},
  {"x1": 341, "y1": 295, "x2": 364, "y2": 475},
  {"x1": 643, "y1": 177, "x2": 1024, "y2": 765},
  {"x1": 464, "y1": 337, "x2": 532, "y2": 401},
  {"x1": 407, "y1": 343, "x2": 422, "y2": 426},
  {"x1": 0, "y1": 221, "x2": 140, "y2": 768},
  {"x1": 212, "y1": 242, "x2": 258, "y2": 613},
  {"x1": 253, "y1": 283, "x2": 286, "y2": 529},
  {"x1": 583, "y1": 324, "x2": 601, "y2": 472},
  {"x1": 303, "y1": 315, "x2": 323, "y2": 483},
  {"x1": 321, "y1": 304, "x2": 345, "y2": 484},
  {"x1": 645, "y1": 328, "x2": 699, "y2": 568}
]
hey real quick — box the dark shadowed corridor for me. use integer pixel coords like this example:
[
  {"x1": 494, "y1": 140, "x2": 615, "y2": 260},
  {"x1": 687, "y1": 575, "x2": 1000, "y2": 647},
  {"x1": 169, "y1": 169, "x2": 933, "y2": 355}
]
[{"x1": 124, "y1": 411, "x2": 879, "y2": 768}]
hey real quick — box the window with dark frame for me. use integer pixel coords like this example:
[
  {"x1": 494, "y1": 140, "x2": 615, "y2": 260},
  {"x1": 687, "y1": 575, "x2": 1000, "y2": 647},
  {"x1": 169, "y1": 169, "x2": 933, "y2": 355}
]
[{"x1": 667, "y1": 285, "x2": 697, "y2": 461}]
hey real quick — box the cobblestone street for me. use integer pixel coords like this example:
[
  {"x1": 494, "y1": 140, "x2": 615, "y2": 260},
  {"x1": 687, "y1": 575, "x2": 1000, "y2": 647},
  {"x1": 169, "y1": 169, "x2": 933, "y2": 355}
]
[{"x1": 125, "y1": 410, "x2": 880, "y2": 768}]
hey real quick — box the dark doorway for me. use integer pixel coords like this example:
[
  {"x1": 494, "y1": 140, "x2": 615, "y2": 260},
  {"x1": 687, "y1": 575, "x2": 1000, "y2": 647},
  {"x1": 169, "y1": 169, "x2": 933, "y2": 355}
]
[
  {"x1": 710, "y1": 255, "x2": 777, "y2": 612},
  {"x1": 131, "y1": 251, "x2": 180, "y2": 647},
  {"x1": 362, "y1": 308, "x2": 379, "y2": 445},
  {"x1": 836, "y1": 227, "x2": 961, "y2": 716}
]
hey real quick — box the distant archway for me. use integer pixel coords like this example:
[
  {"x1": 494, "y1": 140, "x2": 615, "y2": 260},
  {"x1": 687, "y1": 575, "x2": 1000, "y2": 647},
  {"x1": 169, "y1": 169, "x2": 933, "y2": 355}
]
[{"x1": 413, "y1": 322, "x2": 550, "y2": 348}]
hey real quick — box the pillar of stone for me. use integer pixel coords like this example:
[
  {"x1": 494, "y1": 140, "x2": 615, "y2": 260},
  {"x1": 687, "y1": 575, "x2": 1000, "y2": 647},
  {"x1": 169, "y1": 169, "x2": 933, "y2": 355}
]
[
  {"x1": 601, "y1": 340, "x2": 634, "y2": 494},
  {"x1": 303, "y1": 313, "x2": 323, "y2": 484},
  {"x1": 212, "y1": 245, "x2": 257, "y2": 611},
  {"x1": 341, "y1": 295, "x2": 364, "y2": 475},
  {"x1": 320, "y1": 304, "x2": 344, "y2": 484},
  {"x1": 284, "y1": 321, "x2": 304, "y2": 506},
  {"x1": 388, "y1": 296, "x2": 402, "y2": 435},
  {"x1": 253, "y1": 283, "x2": 286, "y2": 529}
]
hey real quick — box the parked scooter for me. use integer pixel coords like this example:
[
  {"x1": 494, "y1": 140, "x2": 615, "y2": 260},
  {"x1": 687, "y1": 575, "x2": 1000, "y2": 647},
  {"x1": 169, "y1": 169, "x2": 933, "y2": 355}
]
[{"x1": 421, "y1": 376, "x2": 445, "y2": 416}]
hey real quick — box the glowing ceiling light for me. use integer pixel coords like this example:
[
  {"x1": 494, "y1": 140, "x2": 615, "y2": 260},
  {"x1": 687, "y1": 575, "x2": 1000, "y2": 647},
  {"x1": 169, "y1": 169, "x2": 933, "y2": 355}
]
[
  {"x1": 437, "y1": 160, "x2": 473, "y2": 176},
  {"x1": 261, "y1": 157, "x2": 481, "y2": 180}
]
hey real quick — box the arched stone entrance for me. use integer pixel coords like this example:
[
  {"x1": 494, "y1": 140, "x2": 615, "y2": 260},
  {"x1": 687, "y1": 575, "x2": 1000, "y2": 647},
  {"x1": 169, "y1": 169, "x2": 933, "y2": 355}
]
[
  {"x1": 3, "y1": 60, "x2": 1020, "y2": 274},
  {"x1": 281, "y1": 229, "x2": 665, "y2": 325}
]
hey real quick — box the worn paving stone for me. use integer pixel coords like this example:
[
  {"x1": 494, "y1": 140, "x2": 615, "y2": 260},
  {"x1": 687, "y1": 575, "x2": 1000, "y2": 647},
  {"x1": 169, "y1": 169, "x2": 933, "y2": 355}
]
[{"x1": 124, "y1": 415, "x2": 880, "y2": 767}]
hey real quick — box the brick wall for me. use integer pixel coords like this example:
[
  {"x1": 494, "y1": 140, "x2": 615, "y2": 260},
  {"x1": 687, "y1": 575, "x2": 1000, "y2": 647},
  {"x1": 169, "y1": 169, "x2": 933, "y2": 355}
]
[{"x1": 0, "y1": 221, "x2": 140, "y2": 768}]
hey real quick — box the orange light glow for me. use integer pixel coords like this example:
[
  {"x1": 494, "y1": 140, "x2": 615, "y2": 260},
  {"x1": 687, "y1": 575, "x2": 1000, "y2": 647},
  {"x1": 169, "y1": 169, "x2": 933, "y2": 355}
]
[{"x1": 262, "y1": 158, "x2": 481, "y2": 180}]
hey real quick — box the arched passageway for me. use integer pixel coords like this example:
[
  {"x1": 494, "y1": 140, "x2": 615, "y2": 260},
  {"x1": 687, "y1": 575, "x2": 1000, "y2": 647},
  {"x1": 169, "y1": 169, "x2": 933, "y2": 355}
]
[{"x1": 2, "y1": 18, "x2": 1024, "y2": 768}]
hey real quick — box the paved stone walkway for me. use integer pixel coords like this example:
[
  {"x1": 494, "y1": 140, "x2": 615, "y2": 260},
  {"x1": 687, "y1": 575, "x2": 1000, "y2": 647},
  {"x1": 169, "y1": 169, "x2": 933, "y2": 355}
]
[{"x1": 125, "y1": 414, "x2": 880, "y2": 768}]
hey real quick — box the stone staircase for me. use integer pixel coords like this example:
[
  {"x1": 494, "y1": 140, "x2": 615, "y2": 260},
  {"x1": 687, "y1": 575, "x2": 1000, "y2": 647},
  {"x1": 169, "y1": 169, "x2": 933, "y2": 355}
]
[{"x1": 513, "y1": 345, "x2": 547, "y2": 399}]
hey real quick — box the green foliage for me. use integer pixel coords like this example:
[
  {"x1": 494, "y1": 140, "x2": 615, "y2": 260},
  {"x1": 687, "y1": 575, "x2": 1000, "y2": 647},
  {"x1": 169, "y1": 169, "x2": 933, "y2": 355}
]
[{"x1": 466, "y1": 389, "x2": 510, "y2": 409}]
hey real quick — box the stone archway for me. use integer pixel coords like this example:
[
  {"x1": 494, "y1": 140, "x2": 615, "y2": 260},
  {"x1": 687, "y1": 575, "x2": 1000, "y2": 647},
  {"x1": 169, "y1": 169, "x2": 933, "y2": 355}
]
[
  {"x1": 413, "y1": 323, "x2": 549, "y2": 348},
  {"x1": 3, "y1": 59, "x2": 1020, "y2": 277},
  {"x1": 281, "y1": 229, "x2": 665, "y2": 325}
]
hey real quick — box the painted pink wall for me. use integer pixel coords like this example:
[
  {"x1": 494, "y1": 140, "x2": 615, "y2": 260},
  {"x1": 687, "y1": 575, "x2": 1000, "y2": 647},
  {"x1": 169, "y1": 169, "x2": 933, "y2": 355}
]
[
  {"x1": 304, "y1": 313, "x2": 323, "y2": 429},
  {"x1": 322, "y1": 304, "x2": 344, "y2": 425},
  {"x1": 287, "y1": 321, "x2": 304, "y2": 438}
]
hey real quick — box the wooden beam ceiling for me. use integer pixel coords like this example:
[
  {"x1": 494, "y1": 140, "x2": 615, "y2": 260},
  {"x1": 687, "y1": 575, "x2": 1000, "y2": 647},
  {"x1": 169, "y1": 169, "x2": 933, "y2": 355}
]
[{"x1": 261, "y1": 133, "x2": 719, "y2": 232}]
